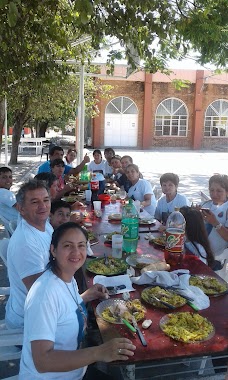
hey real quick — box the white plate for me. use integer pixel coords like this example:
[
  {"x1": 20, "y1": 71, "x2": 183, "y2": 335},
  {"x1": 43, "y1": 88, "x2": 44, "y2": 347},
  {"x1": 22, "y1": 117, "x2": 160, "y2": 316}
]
[
  {"x1": 126, "y1": 254, "x2": 159, "y2": 268},
  {"x1": 96, "y1": 299, "x2": 127, "y2": 324},
  {"x1": 108, "y1": 213, "x2": 122, "y2": 221},
  {"x1": 139, "y1": 218, "x2": 156, "y2": 225}
]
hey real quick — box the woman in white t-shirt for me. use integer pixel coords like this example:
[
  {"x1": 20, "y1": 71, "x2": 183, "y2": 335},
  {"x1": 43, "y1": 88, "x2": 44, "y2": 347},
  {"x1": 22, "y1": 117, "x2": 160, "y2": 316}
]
[
  {"x1": 87, "y1": 149, "x2": 106, "y2": 174},
  {"x1": 180, "y1": 206, "x2": 215, "y2": 267},
  {"x1": 63, "y1": 148, "x2": 77, "y2": 168},
  {"x1": 126, "y1": 164, "x2": 156, "y2": 216},
  {"x1": 201, "y1": 174, "x2": 228, "y2": 263},
  {"x1": 19, "y1": 223, "x2": 135, "y2": 380}
]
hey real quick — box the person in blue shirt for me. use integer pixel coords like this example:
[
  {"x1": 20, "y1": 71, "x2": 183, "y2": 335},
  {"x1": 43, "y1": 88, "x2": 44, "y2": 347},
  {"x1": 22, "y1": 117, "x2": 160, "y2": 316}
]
[{"x1": 38, "y1": 145, "x2": 90, "y2": 176}]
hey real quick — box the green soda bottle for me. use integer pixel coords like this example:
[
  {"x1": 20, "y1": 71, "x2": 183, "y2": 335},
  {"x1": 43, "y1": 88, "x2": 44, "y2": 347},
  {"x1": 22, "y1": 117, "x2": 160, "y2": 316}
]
[{"x1": 121, "y1": 199, "x2": 139, "y2": 253}]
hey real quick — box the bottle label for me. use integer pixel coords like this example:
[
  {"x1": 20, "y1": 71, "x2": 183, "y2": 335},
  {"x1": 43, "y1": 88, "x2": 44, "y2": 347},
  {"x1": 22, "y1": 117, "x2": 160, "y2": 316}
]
[
  {"x1": 90, "y1": 180, "x2": 99, "y2": 190},
  {"x1": 165, "y1": 228, "x2": 185, "y2": 253},
  {"x1": 121, "y1": 220, "x2": 138, "y2": 239}
]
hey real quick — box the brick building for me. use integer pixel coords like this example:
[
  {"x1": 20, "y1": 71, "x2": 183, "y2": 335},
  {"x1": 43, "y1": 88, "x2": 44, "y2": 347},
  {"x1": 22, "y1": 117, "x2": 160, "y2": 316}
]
[{"x1": 92, "y1": 66, "x2": 228, "y2": 150}]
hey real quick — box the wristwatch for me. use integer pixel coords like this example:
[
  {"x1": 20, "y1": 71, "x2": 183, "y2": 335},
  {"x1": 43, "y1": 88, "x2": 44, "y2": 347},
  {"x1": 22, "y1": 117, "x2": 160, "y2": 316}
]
[{"x1": 215, "y1": 223, "x2": 222, "y2": 230}]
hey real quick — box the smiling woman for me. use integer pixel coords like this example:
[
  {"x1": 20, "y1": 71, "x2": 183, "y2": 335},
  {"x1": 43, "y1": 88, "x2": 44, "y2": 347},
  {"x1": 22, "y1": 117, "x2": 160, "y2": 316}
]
[{"x1": 19, "y1": 222, "x2": 136, "y2": 379}]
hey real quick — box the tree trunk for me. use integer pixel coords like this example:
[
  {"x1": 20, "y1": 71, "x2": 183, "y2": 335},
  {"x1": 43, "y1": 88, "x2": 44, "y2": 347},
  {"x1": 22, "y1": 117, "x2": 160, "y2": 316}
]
[
  {"x1": 9, "y1": 95, "x2": 30, "y2": 164},
  {"x1": 39, "y1": 121, "x2": 49, "y2": 137},
  {"x1": 0, "y1": 98, "x2": 5, "y2": 152}
]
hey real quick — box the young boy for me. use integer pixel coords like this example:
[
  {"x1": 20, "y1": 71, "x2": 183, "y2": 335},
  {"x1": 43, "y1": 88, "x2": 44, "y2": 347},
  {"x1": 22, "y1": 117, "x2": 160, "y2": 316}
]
[{"x1": 154, "y1": 172, "x2": 190, "y2": 224}]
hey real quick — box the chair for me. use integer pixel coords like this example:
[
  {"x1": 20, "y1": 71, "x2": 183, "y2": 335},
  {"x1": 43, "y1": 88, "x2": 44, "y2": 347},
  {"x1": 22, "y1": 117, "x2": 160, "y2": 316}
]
[
  {"x1": 0, "y1": 319, "x2": 23, "y2": 362},
  {"x1": 0, "y1": 216, "x2": 11, "y2": 238},
  {"x1": 200, "y1": 191, "x2": 210, "y2": 203},
  {"x1": 8, "y1": 221, "x2": 17, "y2": 236},
  {"x1": 0, "y1": 238, "x2": 10, "y2": 268}
]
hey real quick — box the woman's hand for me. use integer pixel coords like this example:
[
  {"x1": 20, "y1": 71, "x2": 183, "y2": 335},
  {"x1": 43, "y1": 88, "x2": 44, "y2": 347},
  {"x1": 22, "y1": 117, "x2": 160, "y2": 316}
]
[
  {"x1": 201, "y1": 209, "x2": 218, "y2": 226},
  {"x1": 96, "y1": 338, "x2": 136, "y2": 362},
  {"x1": 81, "y1": 284, "x2": 109, "y2": 303}
]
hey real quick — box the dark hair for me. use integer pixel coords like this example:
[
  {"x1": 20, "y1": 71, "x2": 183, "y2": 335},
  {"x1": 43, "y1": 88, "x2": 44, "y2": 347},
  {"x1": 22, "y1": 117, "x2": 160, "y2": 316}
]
[
  {"x1": 50, "y1": 159, "x2": 65, "y2": 168},
  {"x1": 16, "y1": 179, "x2": 50, "y2": 205},
  {"x1": 126, "y1": 163, "x2": 139, "y2": 173},
  {"x1": 180, "y1": 206, "x2": 214, "y2": 267},
  {"x1": 66, "y1": 148, "x2": 77, "y2": 155},
  {"x1": 48, "y1": 222, "x2": 88, "y2": 272},
  {"x1": 160, "y1": 173, "x2": 179, "y2": 187},
  {"x1": 93, "y1": 149, "x2": 102, "y2": 156},
  {"x1": 209, "y1": 174, "x2": 228, "y2": 192},
  {"x1": 111, "y1": 155, "x2": 122, "y2": 162},
  {"x1": 51, "y1": 200, "x2": 71, "y2": 214},
  {"x1": 104, "y1": 147, "x2": 115, "y2": 156},
  {"x1": 121, "y1": 155, "x2": 133, "y2": 163},
  {"x1": 35, "y1": 172, "x2": 57, "y2": 188},
  {"x1": 49, "y1": 145, "x2": 64, "y2": 156},
  {"x1": 0, "y1": 166, "x2": 12, "y2": 174}
]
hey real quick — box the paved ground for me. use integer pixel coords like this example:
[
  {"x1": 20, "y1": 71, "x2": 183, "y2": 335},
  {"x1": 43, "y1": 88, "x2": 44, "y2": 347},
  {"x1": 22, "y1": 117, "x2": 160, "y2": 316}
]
[{"x1": 0, "y1": 147, "x2": 228, "y2": 379}]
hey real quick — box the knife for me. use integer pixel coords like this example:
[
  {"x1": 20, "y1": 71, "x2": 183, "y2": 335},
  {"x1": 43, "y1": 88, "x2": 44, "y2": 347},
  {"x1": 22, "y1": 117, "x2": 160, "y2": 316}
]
[
  {"x1": 106, "y1": 285, "x2": 126, "y2": 295},
  {"x1": 132, "y1": 317, "x2": 147, "y2": 347},
  {"x1": 154, "y1": 283, "x2": 194, "y2": 302}
]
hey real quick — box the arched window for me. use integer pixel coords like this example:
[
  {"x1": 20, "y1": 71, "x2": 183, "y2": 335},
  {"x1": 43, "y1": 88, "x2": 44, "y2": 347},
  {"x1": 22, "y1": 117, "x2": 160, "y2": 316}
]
[
  {"x1": 106, "y1": 96, "x2": 138, "y2": 115},
  {"x1": 155, "y1": 98, "x2": 188, "y2": 136},
  {"x1": 204, "y1": 99, "x2": 228, "y2": 137}
]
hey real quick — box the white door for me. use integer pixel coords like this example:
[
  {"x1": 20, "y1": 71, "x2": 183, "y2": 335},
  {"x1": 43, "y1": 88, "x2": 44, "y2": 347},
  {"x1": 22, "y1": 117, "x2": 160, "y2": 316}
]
[{"x1": 104, "y1": 97, "x2": 138, "y2": 147}]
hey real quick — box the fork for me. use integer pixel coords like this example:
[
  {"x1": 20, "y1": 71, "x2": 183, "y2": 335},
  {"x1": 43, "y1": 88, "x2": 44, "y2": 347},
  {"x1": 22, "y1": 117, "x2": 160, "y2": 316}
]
[
  {"x1": 104, "y1": 253, "x2": 109, "y2": 265},
  {"x1": 150, "y1": 295, "x2": 175, "y2": 310}
]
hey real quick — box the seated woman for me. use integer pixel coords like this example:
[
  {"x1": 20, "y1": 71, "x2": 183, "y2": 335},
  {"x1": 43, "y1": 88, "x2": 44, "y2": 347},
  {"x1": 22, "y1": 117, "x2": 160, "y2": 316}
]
[
  {"x1": 126, "y1": 164, "x2": 156, "y2": 216},
  {"x1": 201, "y1": 174, "x2": 228, "y2": 264},
  {"x1": 180, "y1": 206, "x2": 215, "y2": 268},
  {"x1": 87, "y1": 149, "x2": 105, "y2": 174},
  {"x1": 19, "y1": 222, "x2": 136, "y2": 379},
  {"x1": 63, "y1": 148, "x2": 77, "y2": 168},
  {"x1": 155, "y1": 173, "x2": 190, "y2": 224}
]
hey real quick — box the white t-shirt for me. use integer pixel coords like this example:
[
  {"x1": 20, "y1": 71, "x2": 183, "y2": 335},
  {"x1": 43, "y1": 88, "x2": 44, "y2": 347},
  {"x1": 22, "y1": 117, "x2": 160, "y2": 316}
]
[
  {"x1": 104, "y1": 160, "x2": 113, "y2": 176},
  {"x1": 0, "y1": 188, "x2": 19, "y2": 223},
  {"x1": 203, "y1": 200, "x2": 228, "y2": 261},
  {"x1": 5, "y1": 219, "x2": 53, "y2": 329},
  {"x1": 185, "y1": 241, "x2": 207, "y2": 264},
  {"x1": 128, "y1": 179, "x2": 157, "y2": 216},
  {"x1": 63, "y1": 158, "x2": 77, "y2": 168},
  {"x1": 88, "y1": 160, "x2": 106, "y2": 174},
  {"x1": 155, "y1": 193, "x2": 190, "y2": 222},
  {"x1": 19, "y1": 270, "x2": 87, "y2": 380}
]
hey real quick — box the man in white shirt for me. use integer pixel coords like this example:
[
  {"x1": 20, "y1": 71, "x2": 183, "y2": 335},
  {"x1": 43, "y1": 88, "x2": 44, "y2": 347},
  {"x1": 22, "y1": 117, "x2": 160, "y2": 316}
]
[
  {"x1": 0, "y1": 167, "x2": 19, "y2": 226},
  {"x1": 5, "y1": 179, "x2": 53, "y2": 329}
]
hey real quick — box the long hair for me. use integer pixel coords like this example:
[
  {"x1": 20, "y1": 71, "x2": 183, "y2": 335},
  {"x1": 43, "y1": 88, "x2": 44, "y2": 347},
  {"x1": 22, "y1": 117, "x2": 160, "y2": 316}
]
[{"x1": 180, "y1": 206, "x2": 214, "y2": 267}]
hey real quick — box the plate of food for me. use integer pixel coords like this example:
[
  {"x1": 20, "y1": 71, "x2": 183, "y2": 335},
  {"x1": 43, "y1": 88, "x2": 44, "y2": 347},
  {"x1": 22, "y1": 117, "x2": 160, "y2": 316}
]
[
  {"x1": 104, "y1": 231, "x2": 122, "y2": 243},
  {"x1": 126, "y1": 254, "x2": 159, "y2": 269},
  {"x1": 83, "y1": 229, "x2": 99, "y2": 246},
  {"x1": 141, "y1": 286, "x2": 186, "y2": 309},
  {"x1": 189, "y1": 275, "x2": 228, "y2": 296},
  {"x1": 160, "y1": 312, "x2": 215, "y2": 343},
  {"x1": 61, "y1": 195, "x2": 78, "y2": 203},
  {"x1": 108, "y1": 213, "x2": 122, "y2": 221},
  {"x1": 139, "y1": 218, "x2": 157, "y2": 226},
  {"x1": 149, "y1": 236, "x2": 166, "y2": 248},
  {"x1": 96, "y1": 298, "x2": 146, "y2": 324},
  {"x1": 86, "y1": 257, "x2": 128, "y2": 276}
]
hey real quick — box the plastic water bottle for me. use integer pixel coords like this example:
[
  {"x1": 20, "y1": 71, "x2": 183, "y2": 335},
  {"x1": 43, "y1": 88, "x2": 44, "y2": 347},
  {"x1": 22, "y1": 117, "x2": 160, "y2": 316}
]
[
  {"x1": 121, "y1": 199, "x2": 139, "y2": 254},
  {"x1": 165, "y1": 208, "x2": 186, "y2": 266}
]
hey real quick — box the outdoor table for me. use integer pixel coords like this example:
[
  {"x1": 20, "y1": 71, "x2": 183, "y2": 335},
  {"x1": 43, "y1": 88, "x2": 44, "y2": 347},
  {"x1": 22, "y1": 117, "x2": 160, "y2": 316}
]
[{"x1": 80, "y1": 201, "x2": 228, "y2": 379}]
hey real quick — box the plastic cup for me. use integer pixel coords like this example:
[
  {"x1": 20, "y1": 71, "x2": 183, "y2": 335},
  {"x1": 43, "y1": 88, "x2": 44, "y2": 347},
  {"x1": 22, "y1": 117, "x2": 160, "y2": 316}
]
[
  {"x1": 85, "y1": 190, "x2": 92, "y2": 202},
  {"x1": 93, "y1": 201, "x2": 102, "y2": 217},
  {"x1": 112, "y1": 234, "x2": 123, "y2": 258}
]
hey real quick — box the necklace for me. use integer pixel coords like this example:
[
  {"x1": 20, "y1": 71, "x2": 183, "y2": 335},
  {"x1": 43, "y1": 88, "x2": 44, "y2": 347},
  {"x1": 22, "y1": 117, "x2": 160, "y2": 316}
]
[{"x1": 64, "y1": 280, "x2": 87, "y2": 328}]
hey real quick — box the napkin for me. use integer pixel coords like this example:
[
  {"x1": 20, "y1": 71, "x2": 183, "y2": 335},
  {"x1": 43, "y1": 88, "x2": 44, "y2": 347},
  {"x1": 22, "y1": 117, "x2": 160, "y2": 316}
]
[
  {"x1": 86, "y1": 242, "x2": 94, "y2": 257},
  {"x1": 130, "y1": 269, "x2": 210, "y2": 310},
  {"x1": 93, "y1": 274, "x2": 135, "y2": 294}
]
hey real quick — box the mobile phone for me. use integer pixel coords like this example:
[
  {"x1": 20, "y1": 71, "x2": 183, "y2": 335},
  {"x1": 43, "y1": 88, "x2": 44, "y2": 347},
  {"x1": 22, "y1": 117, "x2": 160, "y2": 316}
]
[{"x1": 201, "y1": 208, "x2": 211, "y2": 214}]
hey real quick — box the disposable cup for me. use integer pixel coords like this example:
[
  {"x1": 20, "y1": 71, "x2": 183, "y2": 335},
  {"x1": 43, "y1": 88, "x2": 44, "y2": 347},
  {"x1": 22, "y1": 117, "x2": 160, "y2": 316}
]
[
  {"x1": 93, "y1": 201, "x2": 101, "y2": 211},
  {"x1": 112, "y1": 234, "x2": 123, "y2": 258},
  {"x1": 85, "y1": 190, "x2": 92, "y2": 202}
]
